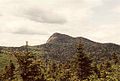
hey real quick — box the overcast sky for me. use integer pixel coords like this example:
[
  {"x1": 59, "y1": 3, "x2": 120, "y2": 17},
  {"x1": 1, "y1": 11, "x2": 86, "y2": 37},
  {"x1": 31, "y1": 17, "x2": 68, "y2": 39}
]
[{"x1": 0, "y1": 0, "x2": 120, "y2": 46}]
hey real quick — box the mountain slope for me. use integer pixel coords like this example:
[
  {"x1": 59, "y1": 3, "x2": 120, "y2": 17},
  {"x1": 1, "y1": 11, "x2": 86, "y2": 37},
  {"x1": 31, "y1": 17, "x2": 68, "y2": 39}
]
[
  {"x1": 0, "y1": 32, "x2": 120, "y2": 71},
  {"x1": 34, "y1": 33, "x2": 120, "y2": 61}
]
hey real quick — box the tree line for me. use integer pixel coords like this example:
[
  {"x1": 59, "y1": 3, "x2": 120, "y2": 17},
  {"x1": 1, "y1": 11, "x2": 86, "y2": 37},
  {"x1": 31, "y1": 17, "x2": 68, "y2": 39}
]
[{"x1": 0, "y1": 43, "x2": 119, "y2": 81}]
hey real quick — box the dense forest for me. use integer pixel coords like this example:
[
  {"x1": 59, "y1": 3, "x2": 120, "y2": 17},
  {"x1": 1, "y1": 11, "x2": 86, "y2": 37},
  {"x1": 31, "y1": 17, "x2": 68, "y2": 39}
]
[
  {"x1": 0, "y1": 42, "x2": 120, "y2": 81},
  {"x1": 0, "y1": 33, "x2": 120, "y2": 81}
]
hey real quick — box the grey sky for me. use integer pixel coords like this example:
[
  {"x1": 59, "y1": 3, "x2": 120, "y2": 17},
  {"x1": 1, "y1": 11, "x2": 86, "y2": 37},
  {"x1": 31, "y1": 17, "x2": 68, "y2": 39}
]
[{"x1": 0, "y1": 0, "x2": 120, "y2": 46}]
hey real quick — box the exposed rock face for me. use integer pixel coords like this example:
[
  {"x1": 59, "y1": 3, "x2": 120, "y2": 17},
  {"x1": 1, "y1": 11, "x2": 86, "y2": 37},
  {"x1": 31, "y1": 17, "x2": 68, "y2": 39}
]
[
  {"x1": 2, "y1": 33, "x2": 120, "y2": 62},
  {"x1": 0, "y1": 33, "x2": 120, "y2": 61},
  {"x1": 47, "y1": 33, "x2": 75, "y2": 44},
  {"x1": 36, "y1": 33, "x2": 120, "y2": 61}
]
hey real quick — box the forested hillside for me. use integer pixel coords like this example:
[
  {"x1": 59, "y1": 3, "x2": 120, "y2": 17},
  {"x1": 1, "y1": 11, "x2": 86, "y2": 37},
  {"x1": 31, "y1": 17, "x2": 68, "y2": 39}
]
[{"x1": 0, "y1": 33, "x2": 120, "y2": 81}]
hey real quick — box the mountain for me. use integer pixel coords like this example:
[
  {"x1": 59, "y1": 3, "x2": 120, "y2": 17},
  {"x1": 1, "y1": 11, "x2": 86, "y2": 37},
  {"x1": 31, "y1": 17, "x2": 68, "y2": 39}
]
[
  {"x1": 33, "y1": 33, "x2": 120, "y2": 61},
  {"x1": 0, "y1": 32, "x2": 120, "y2": 62},
  {"x1": 0, "y1": 32, "x2": 120, "y2": 70}
]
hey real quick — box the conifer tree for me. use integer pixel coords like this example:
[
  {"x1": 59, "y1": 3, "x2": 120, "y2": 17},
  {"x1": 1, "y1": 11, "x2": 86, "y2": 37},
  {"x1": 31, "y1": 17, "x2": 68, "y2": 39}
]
[
  {"x1": 71, "y1": 44, "x2": 93, "y2": 81},
  {"x1": 14, "y1": 41, "x2": 46, "y2": 81}
]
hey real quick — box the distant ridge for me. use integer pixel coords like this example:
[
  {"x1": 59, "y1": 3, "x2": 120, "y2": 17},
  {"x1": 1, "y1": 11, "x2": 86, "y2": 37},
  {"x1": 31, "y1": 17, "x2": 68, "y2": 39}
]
[
  {"x1": 1, "y1": 32, "x2": 120, "y2": 62},
  {"x1": 34, "y1": 33, "x2": 120, "y2": 61}
]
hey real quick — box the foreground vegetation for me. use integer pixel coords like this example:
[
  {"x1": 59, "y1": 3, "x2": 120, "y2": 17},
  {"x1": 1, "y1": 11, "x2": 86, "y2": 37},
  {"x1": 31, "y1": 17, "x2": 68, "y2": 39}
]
[{"x1": 0, "y1": 43, "x2": 120, "y2": 81}]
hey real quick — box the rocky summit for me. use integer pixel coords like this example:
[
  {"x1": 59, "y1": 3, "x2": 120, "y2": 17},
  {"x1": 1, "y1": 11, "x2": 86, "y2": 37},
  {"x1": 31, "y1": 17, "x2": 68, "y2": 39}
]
[{"x1": 33, "y1": 33, "x2": 120, "y2": 61}]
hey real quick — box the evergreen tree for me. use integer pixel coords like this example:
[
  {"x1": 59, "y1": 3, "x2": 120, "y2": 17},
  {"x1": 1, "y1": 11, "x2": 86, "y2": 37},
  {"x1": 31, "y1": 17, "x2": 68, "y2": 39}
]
[
  {"x1": 71, "y1": 44, "x2": 93, "y2": 81},
  {"x1": 14, "y1": 41, "x2": 46, "y2": 81}
]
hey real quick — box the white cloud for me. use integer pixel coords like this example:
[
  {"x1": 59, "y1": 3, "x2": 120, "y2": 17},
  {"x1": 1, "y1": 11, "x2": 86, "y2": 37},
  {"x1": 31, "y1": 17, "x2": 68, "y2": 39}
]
[
  {"x1": 112, "y1": 5, "x2": 120, "y2": 13},
  {"x1": 23, "y1": 8, "x2": 67, "y2": 24},
  {"x1": 0, "y1": 0, "x2": 120, "y2": 46}
]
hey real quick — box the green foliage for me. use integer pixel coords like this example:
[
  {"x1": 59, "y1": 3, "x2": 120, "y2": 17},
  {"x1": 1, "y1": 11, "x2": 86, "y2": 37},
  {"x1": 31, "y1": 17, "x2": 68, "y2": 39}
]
[
  {"x1": 0, "y1": 54, "x2": 10, "y2": 70},
  {"x1": 0, "y1": 60, "x2": 15, "y2": 81},
  {"x1": 14, "y1": 46, "x2": 46, "y2": 81},
  {"x1": 0, "y1": 43, "x2": 120, "y2": 81},
  {"x1": 70, "y1": 44, "x2": 93, "y2": 80}
]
